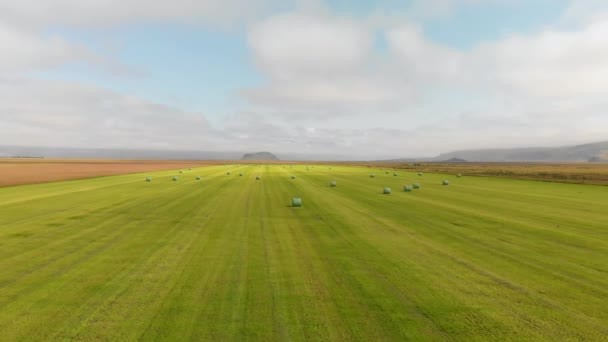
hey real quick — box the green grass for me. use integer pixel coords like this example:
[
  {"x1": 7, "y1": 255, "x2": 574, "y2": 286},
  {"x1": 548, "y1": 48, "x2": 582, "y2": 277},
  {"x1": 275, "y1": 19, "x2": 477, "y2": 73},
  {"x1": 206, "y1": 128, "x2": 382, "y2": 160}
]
[{"x1": 1, "y1": 165, "x2": 607, "y2": 341}]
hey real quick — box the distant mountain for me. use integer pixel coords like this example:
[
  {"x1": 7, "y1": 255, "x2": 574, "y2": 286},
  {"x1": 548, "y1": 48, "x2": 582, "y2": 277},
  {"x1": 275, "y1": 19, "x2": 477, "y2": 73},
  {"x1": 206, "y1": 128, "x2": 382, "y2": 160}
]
[
  {"x1": 0, "y1": 146, "x2": 242, "y2": 160},
  {"x1": 0, "y1": 146, "x2": 351, "y2": 161},
  {"x1": 433, "y1": 141, "x2": 608, "y2": 162},
  {"x1": 241, "y1": 152, "x2": 279, "y2": 161},
  {"x1": 440, "y1": 157, "x2": 468, "y2": 163}
]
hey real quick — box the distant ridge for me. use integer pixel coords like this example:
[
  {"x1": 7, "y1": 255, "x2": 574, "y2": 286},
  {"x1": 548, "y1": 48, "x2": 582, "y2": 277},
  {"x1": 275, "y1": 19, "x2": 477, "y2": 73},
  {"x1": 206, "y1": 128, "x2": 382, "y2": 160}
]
[
  {"x1": 241, "y1": 152, "x2": 279, "y2": 161},
  {"x1": 440, "y1": 157, "x2": 468, "y2": 163},
  {"x1": 433, "y1": 141, "x2": 608, "y2": 162}
]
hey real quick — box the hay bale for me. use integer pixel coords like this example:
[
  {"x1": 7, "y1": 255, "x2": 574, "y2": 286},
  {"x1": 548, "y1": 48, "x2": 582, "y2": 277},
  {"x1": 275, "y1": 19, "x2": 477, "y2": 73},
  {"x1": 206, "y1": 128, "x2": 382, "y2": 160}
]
[
  {"x1": 418, "y1": 172, "x2": 422, "y2": 176},
  {"x1": 330, "y1": 181, "x2": 337, "y2": 187},
  {"x1": 196, "y1": 176, "x2": 201, "y2": 180},
  {"x1": 146, "y1": 177, "x2": 152, "y2": 182},
  {"x1": 457, "y1": 174, "x2": 462, "y2": 178},
  {"x1": 291, "y1": 175, "x2": 296, "y2": 179},
  {"x1": 172, "y1": 176, "x2": 179, "y2": 181},
  {"x1": 385, "y1": 171, "x2": 389, "y2": 174},
  {"x1": 394, "y1": 173, "x2": 398, "y2": 176},
  {"x1": 226, "y1": 172, "x2": 231, "y2": 175},
  {"x1": 404, "y1": 185, "x2": 412, "y2": 192},
  {"x1": 383, "y1": 187, "x2": 391, "y2": 194},
  {"x1": 443, "y1": 180, "x2": 449, "y2": 185},
  {"x1": 179, "y1": 170, "x2": 183, "y2": 173},
  {"x1": 413, "y1": 183, "x2": 420, "y2": 189},
  {"x1": 239, "y1": 173, "x2": 244, "y2": 176},
  {"x1": 370, "y1": 174, "x2": 376, "y2": 178},
  {"x1": 292, "y1": 197, "x2": 302, "y2": 207},
  {"x1": 256, "y1": 176, "x2": 261, "y2": 180}
]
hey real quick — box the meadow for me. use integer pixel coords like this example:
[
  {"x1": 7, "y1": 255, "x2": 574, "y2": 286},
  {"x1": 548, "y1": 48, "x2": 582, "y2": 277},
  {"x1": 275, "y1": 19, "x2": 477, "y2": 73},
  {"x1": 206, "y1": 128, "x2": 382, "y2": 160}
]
[{"x1": 0, "y1": 164, "x2": 607, "y2": 340}]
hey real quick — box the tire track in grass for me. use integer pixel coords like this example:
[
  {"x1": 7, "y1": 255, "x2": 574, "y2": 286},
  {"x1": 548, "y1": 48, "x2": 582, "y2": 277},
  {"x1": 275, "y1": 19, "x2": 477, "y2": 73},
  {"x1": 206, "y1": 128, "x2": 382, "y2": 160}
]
[
  {"x1": 142, "y1": 165, "x2": 256, "y2": 340},
  {"x1": 272, "y1": 170, "x2": 361, "y2": 340},
  {"x1": 0, "y1": 166, "x2": 222, "y2": 262},
  {"x1": 291, "y1": 166, "x2": 608, "y2": 339},
  {"x1": 0, "y1": 171, "x2": 217, "y2": 296},
  {"x1": 67, "y1": 166, "x2": 252, "y2": 340},
  {"x1": 277, "y1": 166, "x2": 437, "y2": 340},
  {"x1": 331, "y1": 170, "x2": 608, "y2": 311},
  {"x1": 287, "y1": 166, "x2": 517, "y2": 339},
  {"x1": 58, "y1": 192, "x2": 233, "y2": 339},
  {"x1": 257, "y1": 172, "x2": 321, "y2": 341},
  {"x1": 320, "y1": 169, "x2": 608, "y2": 292},
  {"x1": 0, "y1": 166, "x2": 238, "y2": 340},
  {"x1": 207, "y1": 166, "x2": 259, "y2": 340},
  {"x1": 137, "y1": 165, "x2": 256, "y2": 340},
  {"x1": 308, "y1": 168, "x2": 600, "y2": 334}
]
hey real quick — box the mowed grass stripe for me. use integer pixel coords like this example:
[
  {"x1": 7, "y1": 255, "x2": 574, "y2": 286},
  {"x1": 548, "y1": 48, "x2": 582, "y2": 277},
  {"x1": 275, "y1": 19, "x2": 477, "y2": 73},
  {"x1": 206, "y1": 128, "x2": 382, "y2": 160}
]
[
  {"x1": 0, "y1": 164, "x2": 606, "y2": 340},
  {"x1": 59, "y1": 165, "x2": 253, "y2": 340},
  {"x1": 284, "y1": 165, "x2": 608, "y2": 339},
  {"x1": 263, "y1": 166, "x2": 357, "y2": 340},
  {"x1": 287, "y1": 168, "x2": 491, "y2": 339},
  {"x1": 0, "y1": 165, "x2": 242, "y2": 340},
  {"x1": 280, "y1": 166, "x2": 452, "y2": 340},
  {"x1": 138, "y1": 165, "x2": 259, "y2": 340},
  {"x1": 335, "y1": 168, "x2": 608, "y2": 288},
  {"x1": 298, "y1": 166, "x2": 608, "y2": 274},
  {"x1": 0, "y1": 166, "x2": 226, "y2": 280}
]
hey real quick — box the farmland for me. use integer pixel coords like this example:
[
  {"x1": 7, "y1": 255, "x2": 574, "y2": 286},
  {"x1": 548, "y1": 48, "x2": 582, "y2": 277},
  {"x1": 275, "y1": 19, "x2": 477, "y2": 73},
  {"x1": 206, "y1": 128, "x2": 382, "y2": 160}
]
[
  {"x1": 389, "y1": 162, "x2": 608, "y2": 186},
  {"x1": 0, "y1": 159, "x2": 225, "y2": 187},
  {"x1": 1, "y1": 164, "x2": 607, "y2": 340}
]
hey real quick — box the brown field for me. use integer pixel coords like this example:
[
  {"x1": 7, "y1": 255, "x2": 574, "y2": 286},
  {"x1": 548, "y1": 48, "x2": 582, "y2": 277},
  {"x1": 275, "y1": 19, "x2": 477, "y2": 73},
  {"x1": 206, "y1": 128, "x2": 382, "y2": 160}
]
[{"x1": 0, "y1": 159, "x2": 226, "y2": 187}]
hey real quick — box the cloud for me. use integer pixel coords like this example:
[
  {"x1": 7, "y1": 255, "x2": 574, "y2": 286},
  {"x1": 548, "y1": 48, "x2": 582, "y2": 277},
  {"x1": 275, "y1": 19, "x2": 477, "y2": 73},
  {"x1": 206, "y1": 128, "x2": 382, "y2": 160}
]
[
  {"x1": 560, "y1": 0, "x2": 608, "y2": 27},
  {"x1": 0, "y1": 78, "x2": 221, "y2": 149},
  {"x1": 386, "y1": 24, "x2": 463, "y2": 84},
  {"x1": 249, "y1": 13, "x2": 372, "y2": 78},
  {"x1": 406, "y1": 0, "x2": 523, "y2": 19},
  {"x1": 0, "y1": 23, "x2": 142, "y2": 78},
  {"x1": 0, "y1": 0, "x2": 289, "y2": 29},
  {"x1": 468, "y1": 20, "x2": 608, "y2": 98},
  {"x1": 238, "y1": 6, "x2": 608, "y2": 156},
  {"x1": 0, "y1": 23, "x2": 87, "y2": 75},
  {"x1": 1, "y1": 1, "x2": 607, "y2": 158},
  {"x1": 245, "y1": 12, "x2": 415, "y2": 112}
]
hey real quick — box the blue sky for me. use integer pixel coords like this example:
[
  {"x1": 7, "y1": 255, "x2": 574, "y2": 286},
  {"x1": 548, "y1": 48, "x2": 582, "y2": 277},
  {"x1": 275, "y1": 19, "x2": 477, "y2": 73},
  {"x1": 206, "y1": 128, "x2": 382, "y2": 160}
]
[
  {"x1": 2, "y1": 0, "x2": 607, "y2": 158},
  {"x1": 38, "y1": 0, "x2": 569, "y2": 121}
]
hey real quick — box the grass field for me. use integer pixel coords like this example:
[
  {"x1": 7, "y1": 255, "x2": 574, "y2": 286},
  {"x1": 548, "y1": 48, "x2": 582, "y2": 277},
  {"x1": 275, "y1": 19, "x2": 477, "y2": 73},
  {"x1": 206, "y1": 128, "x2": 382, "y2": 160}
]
[
  {"x1": 1, "y1": 164, "x2": 607, "y2": 340},
  {"x1": 370, "y1": 162, "x2": 608, "y2": 185}
]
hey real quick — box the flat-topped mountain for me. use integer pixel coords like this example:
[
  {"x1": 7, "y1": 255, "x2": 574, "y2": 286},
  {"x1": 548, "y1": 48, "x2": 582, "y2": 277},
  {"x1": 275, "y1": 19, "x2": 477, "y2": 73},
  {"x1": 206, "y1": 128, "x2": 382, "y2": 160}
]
[{"x1": 241, "y1": 152, "x2": 279, "y2": 161}]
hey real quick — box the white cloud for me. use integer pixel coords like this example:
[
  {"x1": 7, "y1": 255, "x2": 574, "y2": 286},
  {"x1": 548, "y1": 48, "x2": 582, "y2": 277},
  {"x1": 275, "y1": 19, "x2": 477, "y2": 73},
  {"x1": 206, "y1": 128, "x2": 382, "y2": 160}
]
[
  {"x1": 249, "y1": 13, "x2": 372, "y2": 78},
  {"x1": 238, "y1": 7, "x2": 608, "y2": 156},
  {"x1": 469, "y1": 20, "x2": 608, "y2": 98},
  {"x1": 1, "y1": 0, "x2": 607, "y2": 158},
  {"x1": 386, "y1": 24, "x2": 463, "y2": 84},
  {"x1": 0, "y1": 0, "x2": 288, "y2": 29},
  {"x1": 0, "y1": 23, "x2": 141, "y2": 78},
  {"x1": 0, "y1": 24, "x2": 87, "y2": 75},
  {"x1": 0, "y1": 78, "x2": 221, "y2": 149},
  {"x1": 245, "y1": 12, "x2": 414, "y2": 111},
  {"x1": 406, "y1": 0, "x2": 522, "y2": 19},
  {"x1": 560, "y1": 0, "x2": 608, "y2": 27}
]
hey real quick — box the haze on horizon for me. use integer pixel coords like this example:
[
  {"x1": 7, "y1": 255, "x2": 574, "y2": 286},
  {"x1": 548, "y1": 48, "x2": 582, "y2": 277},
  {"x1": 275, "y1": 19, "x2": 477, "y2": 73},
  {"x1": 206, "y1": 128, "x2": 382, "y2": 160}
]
[{"x1": 1, "y1": 0, "x2": 607, "y2": 159}]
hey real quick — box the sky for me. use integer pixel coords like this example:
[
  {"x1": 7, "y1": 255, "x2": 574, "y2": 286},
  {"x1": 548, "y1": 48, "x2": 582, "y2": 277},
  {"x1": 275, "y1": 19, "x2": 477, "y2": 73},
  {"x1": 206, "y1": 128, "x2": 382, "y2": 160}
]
[{"x1": 1, "y1": 0, "x2": 607, "y2": 159}]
